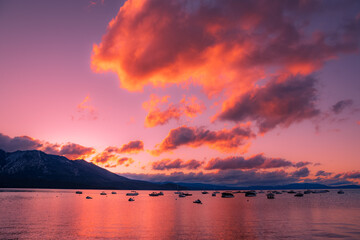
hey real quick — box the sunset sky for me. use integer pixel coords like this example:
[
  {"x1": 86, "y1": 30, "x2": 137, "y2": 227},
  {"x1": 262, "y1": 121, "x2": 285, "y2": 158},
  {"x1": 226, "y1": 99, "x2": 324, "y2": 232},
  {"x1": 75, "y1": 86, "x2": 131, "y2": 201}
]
[{"x1": 1, "y1": 0, "x2": 359, "y2": 187}]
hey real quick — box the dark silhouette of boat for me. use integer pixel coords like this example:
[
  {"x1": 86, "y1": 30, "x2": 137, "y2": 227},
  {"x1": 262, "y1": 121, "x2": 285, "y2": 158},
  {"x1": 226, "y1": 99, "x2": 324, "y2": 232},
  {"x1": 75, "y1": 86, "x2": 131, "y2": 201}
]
[
  {"x1": 221, "y1": 192, "x2": 234, "y2": 198},
  {"x1": 149, "y1": 192, "x2": 163, "y2": 196},
  {"x1": 266, "y1": 192, "x2": 275, "y2": 199},
  {"x1": 193, "y1": 199, "x2": 202, "y2": 204},
  {"x1": 126, "y1": 191, "x2": 139, "y2": 196},
  {"x1": 294, "y1": 192, "x2": 304, "y2": 197},
  {"x1": 245, "y1": 191, "x2": 257, "y2": 197}
]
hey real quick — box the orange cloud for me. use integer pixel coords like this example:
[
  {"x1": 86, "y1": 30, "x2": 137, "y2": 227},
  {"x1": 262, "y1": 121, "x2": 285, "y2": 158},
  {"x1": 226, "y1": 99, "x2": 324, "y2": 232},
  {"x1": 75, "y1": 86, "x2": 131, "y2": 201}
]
[
  {"x1": 92, "y1": 0, "x2": 359, "y2": 99},
  {"x1": 92, "y1": 147, "x2": 135, "y2": 167},
  {"x1": 119, "y1": 140, "x2": 144, "y2": 154},
  {"x1": 143, "y1": 94, "x2": 205, "y2": 127},
  {"x1": 151, "y1": 124, "x2": 254, "y2": 155}
]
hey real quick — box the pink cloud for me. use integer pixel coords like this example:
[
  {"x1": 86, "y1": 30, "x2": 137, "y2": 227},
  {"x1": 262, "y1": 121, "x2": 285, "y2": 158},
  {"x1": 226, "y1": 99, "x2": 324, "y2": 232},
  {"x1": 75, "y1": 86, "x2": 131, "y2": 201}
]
[
  {"x1": 143, "y1": 94, "x2": 205, "y2": 127},
  {"x1": 151, "y1": 124, "x2": 254, "y2": 155}
]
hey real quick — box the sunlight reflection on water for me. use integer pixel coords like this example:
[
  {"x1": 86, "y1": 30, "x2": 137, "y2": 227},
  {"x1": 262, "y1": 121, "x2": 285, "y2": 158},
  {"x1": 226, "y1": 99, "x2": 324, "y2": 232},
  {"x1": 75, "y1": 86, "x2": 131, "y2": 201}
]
[{"x1": 0, "y1": 189, "x2": 360, "y2": 239}]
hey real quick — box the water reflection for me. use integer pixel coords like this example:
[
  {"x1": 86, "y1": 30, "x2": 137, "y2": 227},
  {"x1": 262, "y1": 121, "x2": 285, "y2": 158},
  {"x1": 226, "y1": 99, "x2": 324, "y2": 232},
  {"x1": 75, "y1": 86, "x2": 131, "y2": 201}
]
[{"x1": 0, "y1": 189, "x2": 360, "y2": 239}]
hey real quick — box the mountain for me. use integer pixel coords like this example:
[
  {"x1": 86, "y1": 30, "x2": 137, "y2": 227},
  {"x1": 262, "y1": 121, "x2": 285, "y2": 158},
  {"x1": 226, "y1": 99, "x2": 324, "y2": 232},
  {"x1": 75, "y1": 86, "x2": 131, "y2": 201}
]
[{"x1": 0, "y1": 149, "x2": 177, "y2": 190}]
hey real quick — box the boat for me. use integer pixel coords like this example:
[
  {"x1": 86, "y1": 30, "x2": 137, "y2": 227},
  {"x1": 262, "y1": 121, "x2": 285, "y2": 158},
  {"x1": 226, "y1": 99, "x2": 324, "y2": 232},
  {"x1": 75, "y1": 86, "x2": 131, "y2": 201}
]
[
  {"x1": 128, "y1": 198, "x2": 135, "y2": 201},
  {"x1": 304, "y1": 190, "x2": 312, "y2": 194},
  {"x1": 288, "y1": 190, "x2": 296, "y2": 194},
  {"x1": 273, "y1": 191, "x2": 282, "y2": 194},
  {"x1": 337, "y1": 190, "x2": 345, "y2": 194},
  {"x1": 294, "y1": 192, "x2": 304, "y2": 197},
  {"x1": 212, "y1": 192, "x2": 216, "y2": 196},
  {"x1": 111, "y1": 192, "x2": 117, "y2": 194},
  {"x1": 75, "y1": 191, "x2": 82, "y2": 194},
  {"x1": 174, "y1": 191, "x2": 182, "y2": 194},
  {"x1": 245, "y1": 191, "x2": 257, "y2": 197},
  {"x1": 149, "y1": 192, "x2": 160, "y2": 196},
  {"x1": 179, "y1": 193, "x2": 186, "y2": 197},
  {"x1": 221, "y1": 192, "x2": 234, "y2": 198},
  {"x1": 201, "y1": 191, "x2": 209, "y2": 194},
  {"x1": 183, "y1": 192, "x2": 192, "y2": 196},
  {"x1": 266, "y1": 193, "x2": 275, "y2": 199},
  {"x1": 158, "y1": 192, "x2": 164, "y2": 196},
  {"x1": 193, "y1": 199, "x2": 202, "y2": 204},
  {"x1": 86, "y1": 196, "x2": 92, "y2": 199},
  {"x1": 126, "y1": 191, "x2": 139, "y2": 196},
  {"x1": 100, "y1": 191, "x2": 107, "y2": 195},
  {"x1": 214, "y1": 191, "x2": 220, "y2": 194}
]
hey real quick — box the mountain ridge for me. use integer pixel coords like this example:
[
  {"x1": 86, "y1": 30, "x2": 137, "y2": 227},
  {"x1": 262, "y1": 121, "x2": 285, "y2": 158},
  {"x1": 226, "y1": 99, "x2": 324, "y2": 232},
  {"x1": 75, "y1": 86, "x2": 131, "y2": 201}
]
[{"x1": 0, "y1": 149, "x2": 179, "y2": 190}]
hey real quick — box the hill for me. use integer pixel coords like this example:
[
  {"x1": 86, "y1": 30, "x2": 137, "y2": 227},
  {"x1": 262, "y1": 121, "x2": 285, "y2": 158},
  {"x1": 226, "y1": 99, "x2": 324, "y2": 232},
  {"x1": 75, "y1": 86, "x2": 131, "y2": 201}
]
[{"x1": 0, "y1": 149, "x2": 177, "y2": 190}]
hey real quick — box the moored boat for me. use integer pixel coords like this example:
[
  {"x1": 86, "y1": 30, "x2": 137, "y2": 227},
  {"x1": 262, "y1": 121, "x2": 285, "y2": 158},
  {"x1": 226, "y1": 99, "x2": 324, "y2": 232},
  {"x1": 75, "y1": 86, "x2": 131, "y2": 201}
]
[
  {"x1": 245, "y1": 191, "x2": 257, "y2": 197},
  {"x1": 221, "y1": 192, "x2": 234, "y2": 198},
  {"x1": 337, "y1": 190, "x2": 344, "y2": 194},
  {"x1": 128, "y1": 197, "x2": 135, "y2": 201},
  {"x1": 100, "y1": 191, "x2": 107, "y2": 195},
  {"x1": 149, "y1": 192, "x2": 161, "y2": 196},
  {"x1": 126, "y1": 191, "x2": 139, "y2": 196},
  {"x1": 294, "y1": 192, "x2": 304, "y2": 197},
  {"x1": 193, "y1": 199, "x2": 202, "y2": 204},
  {"x1": 179, "y1": 193, "x2": 186, "y2": 197},
  {"x1": 75, "y1": 191, "x2": 82, "y2": 194},
  {"x1": 266, "y1": 192, "x2": 275, "y2": 199},
  {"x1": 86, "y1": 196, "x2": 92, "y2": 199}
]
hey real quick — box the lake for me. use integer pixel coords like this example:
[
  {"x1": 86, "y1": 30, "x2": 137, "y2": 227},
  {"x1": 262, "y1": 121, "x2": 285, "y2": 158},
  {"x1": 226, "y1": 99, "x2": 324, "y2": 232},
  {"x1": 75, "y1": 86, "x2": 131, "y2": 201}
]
[{"x1": 0, "y1": 189, "x2": 359, "y2": 239}]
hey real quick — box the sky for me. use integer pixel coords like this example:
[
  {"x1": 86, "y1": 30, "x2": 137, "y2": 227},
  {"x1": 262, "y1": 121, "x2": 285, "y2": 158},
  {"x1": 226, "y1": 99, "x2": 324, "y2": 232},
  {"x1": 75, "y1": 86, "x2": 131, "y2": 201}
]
[{"x1": 0, "y1": 0, "x2": 360, "y2": 187}]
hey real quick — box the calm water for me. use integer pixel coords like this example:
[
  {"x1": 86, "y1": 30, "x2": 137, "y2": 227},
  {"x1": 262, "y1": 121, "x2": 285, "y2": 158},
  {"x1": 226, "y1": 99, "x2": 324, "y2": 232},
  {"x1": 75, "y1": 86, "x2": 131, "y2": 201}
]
[{"x1": 0, "y1": 189, "x2": 360, "y2": 239}]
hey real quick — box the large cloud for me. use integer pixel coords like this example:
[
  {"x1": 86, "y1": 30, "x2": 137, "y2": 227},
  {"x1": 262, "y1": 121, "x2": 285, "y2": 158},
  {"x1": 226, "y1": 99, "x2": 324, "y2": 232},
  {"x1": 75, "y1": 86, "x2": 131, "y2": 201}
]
[
  {"x1": 92, "y1": 0, "x2": 360, "y2": 97},
  {"x1": 152, "y1": 158, "x2": 203, "y2": 170},
  {"x1": 0, "y1": 133, "x2": 95, "y2": 160},
  {"x1": 151, "y1": 124, "x2": 254, "y2": 155},
  {"x1": 216, "y1": 75, "x2": 320, "y2": 133},
  {"x1": 204, "y1": 154, "x2": 309, "y2": 170}
]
